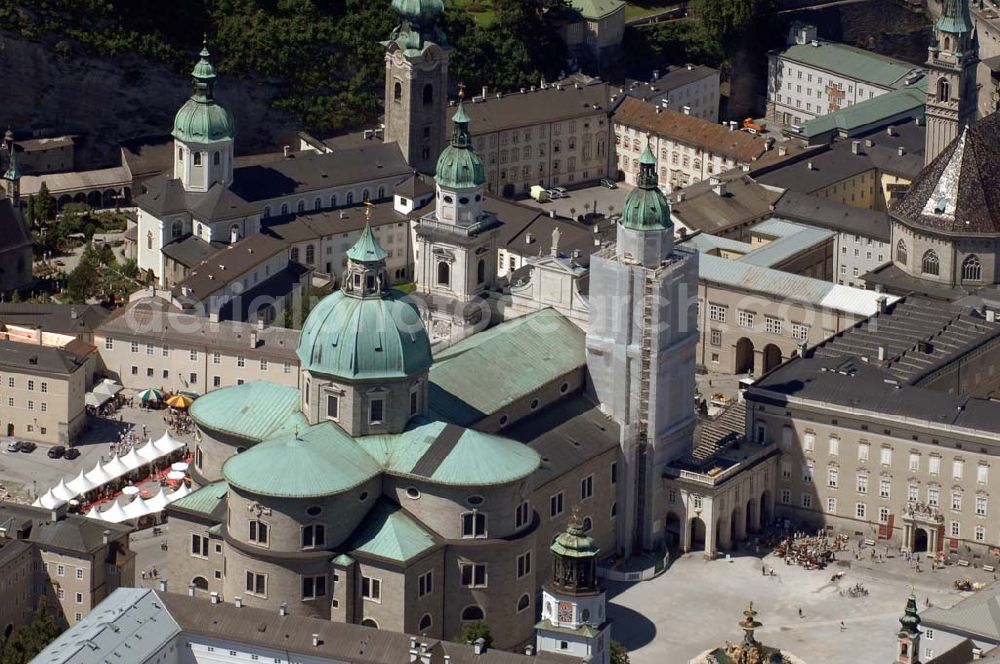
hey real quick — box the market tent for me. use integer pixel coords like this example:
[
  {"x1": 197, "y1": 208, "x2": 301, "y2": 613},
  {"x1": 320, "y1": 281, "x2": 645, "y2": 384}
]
[
  {"x1": 99, "y1": 500, "x2": 130, "y2": 524},
  {"x1": 101, "y1": 455, "x2": 131, "y2": 480},
  {"x1": 152, "y1": 431, "x2": 185, "y2": 455},
  {"x1": 145, "y1": 487, "x2": 170, "y2": 512},
  {"x1": 120, "y1": 448, "x2": 145, "y2": 471},
  {"x1": 85, "y1": 506, "x2": 103, "y2": 520},
  {"x1": 37, "y1": 490, "x2": 65, "y2": 510},
  {"x1": 51, "y1": 479, "x2": 77, "y2": 502},
  {"x1": 93, "y1": 379, "x2": 123, "y2": 399},
  {"x1": 123, "y1": 496, "x2": 152, "y2": 520},
  {"x1": 84, "y1": 460, "x2": 113, "y2": 486},
  {"x1": 167, "y1": 483, "x2": 192, "y2": 502},
  {"x1": 66, "y1": 470, "x2": 96, "y2": 496},
  {"x1": 85, "y1": 391, "x2": 112, "y2": 408},
  {"x1": 137, "y1": 388, "x2": 164, "y2": 403},
  {"x1": 136, "y1": 440, "x2": 162, "y2": 463}
]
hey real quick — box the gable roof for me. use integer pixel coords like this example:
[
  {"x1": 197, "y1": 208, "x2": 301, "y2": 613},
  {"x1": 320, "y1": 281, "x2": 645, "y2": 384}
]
[
  {"x1": 922, "y1": 581, "x2": 1000, "y2": 642},
  {"x1": 776, "y1": 41, "x2": 921, "y2": 89},
  {"x1": 345, "y1": 498, "x2": 438, "y2": 563}
]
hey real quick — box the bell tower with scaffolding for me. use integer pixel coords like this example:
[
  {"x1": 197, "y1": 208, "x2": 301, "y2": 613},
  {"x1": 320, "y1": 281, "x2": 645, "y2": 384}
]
[{"x1": 585, "y1": 143, "x2": 699, "y2": 553}]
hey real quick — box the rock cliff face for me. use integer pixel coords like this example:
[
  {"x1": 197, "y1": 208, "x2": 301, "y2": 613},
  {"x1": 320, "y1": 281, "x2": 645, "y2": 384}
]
[{"x1": 0, "y1": 31, "x2": 299, "y2": 168}]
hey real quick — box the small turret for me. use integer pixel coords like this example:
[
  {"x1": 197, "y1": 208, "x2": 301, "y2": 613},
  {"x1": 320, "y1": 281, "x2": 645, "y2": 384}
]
[
  {"x1": 3, "y1": 146, "x2": 21, "y2": 206},
  {"x1": 342, "y1": 203, "x2": 390, "y2": 299},
  {"x1": 616, "y1": 142, "x2": 673, "y2": 267},
  {"x1": 896, "y1": 593, "x2": 922, "y2": 664}
]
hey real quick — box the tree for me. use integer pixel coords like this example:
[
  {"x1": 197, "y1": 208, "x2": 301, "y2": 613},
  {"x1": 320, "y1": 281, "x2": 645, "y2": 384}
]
[
  {"x1": 1, "y1": 598, "x2": 61, "y2": 664},
  {"x1": 66, "y1": 243, "x2": 101, "y2": 303},
  {"x1": 461, "y1": 620, "x2": 492, "y2": 648},
  {"x1": 33, "y1": 182, "x2": 55, "y2": 224},
  {"x1": 688, "y1": 0, "x2": 776, "y2": 56},
  {"x1": 611, "y1": 640, "x2": 630, "y2": 664}
]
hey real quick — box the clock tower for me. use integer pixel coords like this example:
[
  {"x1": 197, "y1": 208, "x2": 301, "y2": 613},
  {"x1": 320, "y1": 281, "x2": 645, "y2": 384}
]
[{"x1": 536, "y1": 514, "x2": 611, "y2": 664}]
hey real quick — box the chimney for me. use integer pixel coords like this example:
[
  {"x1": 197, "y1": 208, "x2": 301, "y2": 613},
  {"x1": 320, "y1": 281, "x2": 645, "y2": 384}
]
[
  {"x1": 188, "y1": 583, "x2": 196, "y2": 596},
  {"x1": 482, "y1": 85, "x2": 488, "y2": 98},
  {"x1": 549, "y1": 210, "x2": 556, "y2": 218},
  {"x1": 851, "y1": 140, "x2": 861, "y2": 155},
  {"x1": 778, "y1": 145, "x2": 787, "y2": 156},
  {"x1": 474, "y1": 638, "x2": 486, "y2": 655},
  {"x1": 525, "y1": 645, "x2": 535, "y2": 656},
  {"x1": 898, "y1": 146, "x2": 906, "y2": 156},
  {"x1": 886, "y1": 125, "x2": 895, "y2": 136},
  {"x1": 250, "y1": 331, "x2": 258, "y2": 348},
  {"x1": 230, "y1": 225, "x2": 240, "y2": 243},
  {"x1": 652, "y1": 69, "x2": 660, "y2": 80},
  {"x1": 312, "y1": 634, "x2": 321, "y2": 647},
  {"x1": 158, "y1": 579, "x2": 168, "y2": 593},
  {"x1": 50, "y1": 509, "x2": 59, "y2": 523},
  {"x1": 676, "y1": 191, "x2": 686, "y2": 203},
  {"x1": 807, "y1": 161, "x2": 815, "y2": 171},
  {"x1": 210, "y1": 592, "x2": 220, "y2": 604},
  {"x1": 877, "y1": 295, "x2": 888, "y2": 313},
  {"x1": 915, "y1": 116, "x2": 923, "y2": 126},
  {"x1": 279, "y1": 603, "x2": 288, "y2": 616},
  {"x1": 713, "y1": 182, "x2": 727, "y2": 197},
  {"x1": 525, "y1": 233, "x2": 535, "y2": 245},
  {"x1": 257, "y1": 316, "x2": 266, "y2": 330},
  {"x1": 70, "y1": 308, "x2": 78, "y2": 320},
  {"x1": 877, "y1": 345, "x2": 887, "y2": 361},
  {"x1": 235, "y1": 596, "x2": 243, "y2": 608},
  {"x1": 102, "y1": 529, "x2": 110, "y2": 545},
  {"x1": 655, "y1": 107, "x2": 662, "y2": 114},
  {"x1": 283, "y1": 145, "x2": 291, "y2": 158},
  {"x1": 682, "y1": 106, "x2": 691, "y2": 115},
  {"x1": 864, "y1": 138, "x2": 874, "y2": 148}
]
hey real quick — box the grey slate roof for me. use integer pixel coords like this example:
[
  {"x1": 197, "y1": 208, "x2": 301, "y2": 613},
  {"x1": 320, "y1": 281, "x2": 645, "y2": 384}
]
[
  {"x1": 0, "y1": 198, "x2": 31, "y2": 252},
  {"x1": 0, "y1": 502, "x2": 131, "y2": 555},
  {"x1": 161, "y1": 234, "x2": 228, "y2": 269},
  {"x1": 892, "y1": 112, "x2": 1000, "y2": 234},
  {"x1": 0, "y1": 340, "x2": 89, "y2": 376},
  {"x1": 0, "y1": 303, "x2": 110, "y2": 334},
  {"x1": 172, "y1": 232, "x2": 290, "y2": 302},
  {"x1": 459, "y1": 81, "x2": 613, "y2": 134},
  {"x1": 672, "y1": 174, "x2": 781, "y2": 236},
  {"x1": 773, "y1": 190, "x2": 891, "y2": 241},
  {"x1": 922, "y1": 581, "x2": 1000, "y2": 643},
  {"x1": 623, "y1": 65, "x2": 719, "y2": 102}
]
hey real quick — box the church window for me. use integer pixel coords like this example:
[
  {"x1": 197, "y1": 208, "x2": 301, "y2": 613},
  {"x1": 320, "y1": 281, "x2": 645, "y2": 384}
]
[
  {"x1": 937, "y1": 78, "x2": 950, "y2": 103},
  {"x1": 477, "y1": 259, "x2": 486, "y2": 284},
  {"x1": 361, "y1": 189, "x2": 369, "y2": 202},
  {"x1": 459, "y1": 197, "x2": 469, "y2": 205},
  {"x1": 290, "y1": 247, "x2": 300, "y2": 263},
  {"x1": 248, "y1": 520, "x2": 269, "y2": 546},
  {"x1": 921, "y1": 250, "x2": 940, "y2": 276},
  {"x1": 423, "y1": 83, "x2": 433, "y2": 106},
  {"x1": 419, "y1": 614, "x2": 432, "y2": 631},
  {"x1": 582, "y1": 516, "x2": 593, "y2": 532},
  {"x1": 263, "y1": 205, "x2": 271, "y2": 219},
  {"x1": 301, "y1": 524, "x2": 325, "y2": 549},
  {"x1": 146, "y1": 230, "x2": 153, "y2": 250},
  {"x1": 177, "y1": 147, "x2": 183, "y2": 161},
  {"x1": 297, "y1": 200, "x2": 305, "y2": 213},
  {"x1": 378, "y1": 185, "x2": 386, "y2": 200},
  {"x1": 437, "y1": 261, "x2": 451, "y2": 286},
  {"x1": 895, "y1": 239, "x2": 907, "y2": 265},
  {"x1": 393, "y1": 81, "x2": 402, "y2": 102},
  {"x1": 193, "y1": 152, "x2": 202, "y2": 166},
  {"x1": 944, "y1": 36, "x2": 951, "y2": 51},
  {"x1": 213, "y1": 151, "x2": 220, "y2": 166},
  {"x1": 347, "y1": 191, "x2": 354, "y2": 204},
  {"x1": 962, "y1": 254, "x2": 982, "y2": 281},
  {"x1": 281, "y1": 203, "x2": 289, "y2": 215},
  {"x1": 306, "y1": 245, "x2": 315, "y2": 264},
  {"x1": 461, "y1": 604, "x2": 485, "y2": 620},
  {"x1": 314, "y1": 197, "x2": 322, "y2": 210}
]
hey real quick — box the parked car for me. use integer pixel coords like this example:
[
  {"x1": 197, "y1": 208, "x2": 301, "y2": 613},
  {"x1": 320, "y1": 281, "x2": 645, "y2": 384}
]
[
  {"x1": 47, "y1": 446, "x2": 66, "y2": 459},
  {"x1": 19, "y1": 442, "x2": 37, "y2": 453},
  {"x1": 545, "y1": 189, "x2": 563, "y2": 199},
  {"x1": 6, "y1": 440, "x2": 21, "y2": 452},
  {"x1": 549, "y1": 186, "x2": 569, "y2": 198},
  {"x1": 600, "y1": 178, "x2": 618, "y2": 189},
  {"x1": 64, "y1": 448, "x2": 81, "y2": 460}
]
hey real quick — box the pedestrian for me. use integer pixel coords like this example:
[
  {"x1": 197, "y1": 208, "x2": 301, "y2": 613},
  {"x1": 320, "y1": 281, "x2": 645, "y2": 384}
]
[
  {"x1": 840, "y1": 621, "x2": 846, "y2": 632},
  {"x1": 798, "y1": 607, "x2": 802, "y2": 618},
  {"x1": 762, "y1": 564, "x2": 766, "y2": 576}
]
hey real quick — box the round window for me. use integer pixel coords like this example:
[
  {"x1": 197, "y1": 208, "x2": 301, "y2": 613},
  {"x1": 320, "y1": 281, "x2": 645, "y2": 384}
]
[
  {"x1": 359, "y1": 491, "x2": 369, "y2": 501},
  {"x1": 444, "y1": 196, "x2": 454, "y2": 204},
  {"x1": 475, "y1": 194, "x2": 482, "y2": 202},
  {"x1": 530, "y1": 399, "x2": 539, "y2": 410},
  {"x1": 499, "y1": 414, "x2": 509, "y2": 426},
  {"x1": 466, "y1": 495, "x2": 484, "y2": 506},
  {"x1": 459, "y1": 197, "x2": 469, "y2": 205},
  {"x1": 559, "y1": 382, "x2": 569, "y2": 394},
  {"x1": 406, "y1": 486, "x2": 421, "y2": 500},
  {"x1": 306, "y1": 505, "x2": 322, "y2": 517}
]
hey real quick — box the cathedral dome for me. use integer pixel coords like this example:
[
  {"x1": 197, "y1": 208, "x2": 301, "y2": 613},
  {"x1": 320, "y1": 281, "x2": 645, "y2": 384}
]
[
  {"x1": 392, "y1": 0, "x2": 445, "y2": 25},
  {"x1": 172, "y1": 99, "x2": 235, "y2": 143},
  {"x1": 296, "y1": 290, "x2": 432, "y2": 381},
  {"x1": 620, "y1": 146, "x2": 671, "y2": 231},
  {"x1": 435, "y1": 102, "x2": 485, "y2": 189}
]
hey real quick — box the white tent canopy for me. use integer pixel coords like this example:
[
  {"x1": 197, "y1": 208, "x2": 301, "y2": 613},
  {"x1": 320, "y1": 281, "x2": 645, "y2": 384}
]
[
  {"x1": 99, "y1": 500, "x2": 130, "y2": 524},
  {"x1": 84, "y1": 460, "x2": 113, "y2": 487},
  {"x1": 85, "y1": 506, "x2": 103, "y2": 520},
  {"x1": 66, "y1": 470, "x2": 96, "y2": 496},
  {"x1": 85, "y1": 391, "x2": 112, "y2": 408},
  {"x1": 51, "y1": 479, "x2": 77, "y2": 502},
  {"x1": 136, "y1": 440, "x2": 161, "y2": 463},
  {"x1": 123, "y1": 496, "x2": 151, "y2": 520},
  {"x1": 37, "y1": 490, "x2": 65, "y2": 510},
  {"x1": 145, "y1": 487, "x2": 170, "y2": 512},
  {"x1": 93, "y1": 379, "x2": 123, "y2": 398},
  {"x1": 152, "y1": 431, "x2": 184, "y2": 456},
  {"x1": 120, "y1": 448, "x2": 145, "y2": 472},
  {"x1": 167, "y1": 483, "x2": 192, "y2": 502},
  {"x1": 101, "y1": 456, "x2": 131, "y2": 480}
]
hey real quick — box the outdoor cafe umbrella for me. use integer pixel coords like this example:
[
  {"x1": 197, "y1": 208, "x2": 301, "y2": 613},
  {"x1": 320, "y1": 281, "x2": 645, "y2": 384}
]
[
  {"x1": 165, "y1": 394, "x2": 194, "y2": 410},
  {"x1": 137, "y1": 388, "x2": 165, "y2": 403}
]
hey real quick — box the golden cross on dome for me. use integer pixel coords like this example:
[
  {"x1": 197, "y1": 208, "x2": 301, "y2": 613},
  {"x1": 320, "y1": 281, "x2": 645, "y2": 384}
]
[
  {"x1": 458, "y1": 82, "x2": 466, "y2": 100},
  {"x1": 364, "y1": 199, "x2": 374, "y2": 222}
]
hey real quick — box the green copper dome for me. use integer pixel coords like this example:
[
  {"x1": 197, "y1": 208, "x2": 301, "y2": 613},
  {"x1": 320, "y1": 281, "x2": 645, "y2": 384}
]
[
  {"x1": 296, "y1": 291, "x2": 432, "y2": 380},
  {"x1": 620, "y1": 144, "x2": 671, "y2": 232},
  {"x1": 435, "y1": 101, "x2": 485, "y2": 189},
  {"x1": 392, "y1": 0, "x2": 445, "y2": 24},
  {"x1": 897, "y1": 594, "x2": 921, "y2": 638},
  {"x1": 550, "y1": 514, "x2": 600, "y2": 558},
  {"x1": 172, "y1": 41, "x2": 235, "y2": 144}
]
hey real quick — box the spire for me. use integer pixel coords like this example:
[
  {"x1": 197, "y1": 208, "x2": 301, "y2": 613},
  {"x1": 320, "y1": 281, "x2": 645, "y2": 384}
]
[
  {"x1": 897, "y1": 594, "x2": 921, "y2": 639},
  {"x1": 191, "y1": 35, "x2": 218, "y2": 101},
  {"x1": 937, "y1": 0, "x2": 972, "y2": 36},
  {"x1": 451, "y1": 84, "x2": 471, "y2": 148},
  {"x1": 620, "y1": 141, "x2": 672, "y2": 233},
  {"x1": 637, "y1": 141, "x2": 658, "y2": 190},
  {"x1": 343, "y1": 202, "x2": 390, "y2": 299},
  {"x1": 3, "y1": 145, "x2": 19, "y2": 182}
]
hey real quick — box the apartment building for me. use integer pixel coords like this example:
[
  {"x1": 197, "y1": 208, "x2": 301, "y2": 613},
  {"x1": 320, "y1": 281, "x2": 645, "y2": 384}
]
[
  {"x1": 0, "y1": 502, "x2": 134, "y2": 628},
  {"x1": 95, "y1": 295, "x2": 300, "y2": 395},
  {"x1": 614, "y1": 97, "x2": 772, "y2": 191},
  {"x1": 746, "y1": 297, "x2": 1000, "y2": 557},
  {"x1": 766, "y1": 25, "x2": 924, "y2": 127},
  {"x1": 461, "y1": 79, "x2": 615, "y2": 197}
]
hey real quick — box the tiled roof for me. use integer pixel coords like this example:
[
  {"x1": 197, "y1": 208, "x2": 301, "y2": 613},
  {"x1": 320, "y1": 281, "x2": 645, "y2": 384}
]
[
  {"x1": 0, "y1": 503, "x2": 131, "y2": 555},
  {"x1": 430, "y1": 309, "x2": 586, "y2": 426},
  {"x1": 345, "y1": 498, "x2": 438, "y2": 563},
  {"x1": 624, "y1": 65, "x2": 720, "y2": 101},
  {"x1": 614, "y1": 97, "x2": 769, "y2": 162},
  {"x1": 172, "y1": 232, "x2": 289, "y2": 302},
  {"x1": 776, "y1": 41, "x2": 921, "y2": 88},
  {"x1": 892, "y1": 112, "x2": 1000, "y2": 234},
  {"x1": 671, "y1": 174, "x2": 781, "y2": 235},
  {"x1": 568, "y1": 0, "x2": 625, "y2": 19},
  {"x1": 0, "y1": 303, "x2": 110, "y2": 333}
]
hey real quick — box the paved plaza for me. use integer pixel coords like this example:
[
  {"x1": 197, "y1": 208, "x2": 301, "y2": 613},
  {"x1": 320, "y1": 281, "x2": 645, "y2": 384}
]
[
  {"x1": 518, "y1": 182, "x2": 633, "y2": 221},
  {"x1": 608, "y1": 546, "x2": 993, "y2": 664}
]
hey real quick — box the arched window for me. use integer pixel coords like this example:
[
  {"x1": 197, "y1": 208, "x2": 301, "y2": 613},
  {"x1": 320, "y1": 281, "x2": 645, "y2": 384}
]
[
  {"x1": 362, "y1": 189, "x2": 370, "y2": 202},
  {"x1": 477, "y1": 259, "x2": 486, "y2": 284},
  {"x1": 230, "y1": 224, "x2": 240, "y2": 241},
  {"x1": 393, "y1": 81, "x2": 402, "y2": 102},
  {"x1": 895, "y1": 239, "x2": 908, "y2": 265},
  {"x1": 922, "y1": 249, "x2": 940, "y2": 276},
  {"x1": 290, "y1": 247, "x2": 300, "y2": 263},
  {"x1": 146, "y1": 230, "x2": 153, "y2": 250},
  {"x1": 263, "y1": 205, "x2": 271, "y2": 219},
  {"x1": 191, "y1": 576, "x2": 209, "y2": 591},
  {"x1": 331, "y1": 194, "x2": 338, "y2": 207},
  {"x1": 962, "y1": 254, "x2": 982, "y2": 281},
  {"x1": 281, "y1": 203, "x2": 289, "y2": 215},
  {"x1": 177, "y1": 147, "x2": 183, "y2": 161},
  {"x1": 437, "y1": 261, "x2": 450, "y2": 286},
  {"x1": 297, "y1": 200, "x2": 305, "y2": 213},
  {"x1": 944, "y1": 36, "x2": 951, "y2": 51},
  {"x1": 171, "y1": 220, "x2": 182, "y2": 238},
  {"x1": 314, "y1": 197, "x2": 322, "y2": 210},
  {"x1": 423, "y1": 83, "x2": 433, "y2": 105},
  {"x1": 346, "y1": 191, "x2": 354, "y2": 204},
  {"x1": 517, "y1": 594, "x2": 530, "y2": 612},
  {"x1": 193, "y1": 152, "x2": 202, "y2": 166},
  {"x1": 418, "y1": 614, "x2": 432, "y2": 632},
  {"x1": 461, "y1": 605, "x2": 484, "y2": 622},
  {"x1": 377, "y1": 186, "x2": 386, "y2": 200},
  {"x1": 213, "y1": 151, "x2": 220, "y2": 166},
  {"x1": 361, "y1": 618, "x2": 379, "y2": 629},
  {"x1": 582, "y1": 516, "x2": 593, "y2": 532},
  {"x1": 305, "y1": 244, "x2": 315, "y2": 264},
  {"x1": 937, "y1": 77, "x2": 950, "y2": 103}
]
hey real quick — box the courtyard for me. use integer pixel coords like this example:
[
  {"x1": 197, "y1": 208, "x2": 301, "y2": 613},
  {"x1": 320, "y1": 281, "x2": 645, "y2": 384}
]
[{"x1": 608, "y1": 546, "x2": 992, "y2": 664}]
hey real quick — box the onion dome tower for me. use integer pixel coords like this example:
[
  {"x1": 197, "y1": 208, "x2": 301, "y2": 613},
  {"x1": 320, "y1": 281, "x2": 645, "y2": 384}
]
[
  {"x1": 172, "y1": 39, "x2": 235, "y2": 193},
  {"x1": 536, "y1": 513, "x2": 611, "y2": 664},
  {"x1": 617, "y1": 143, "x2": 674, "y2": 268},
  {"x1": 383, "y1": 0, "x2": 449, "y2": 174},
  {"x1": 296, "y1": 206, "x2": 433, "y2": 435},
  {"x1": 434, "y1": 96, "x2": 487, "y2": 225},
  {"x1": 896, "y1": 594, "x2": 922, "y2": 664}
]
